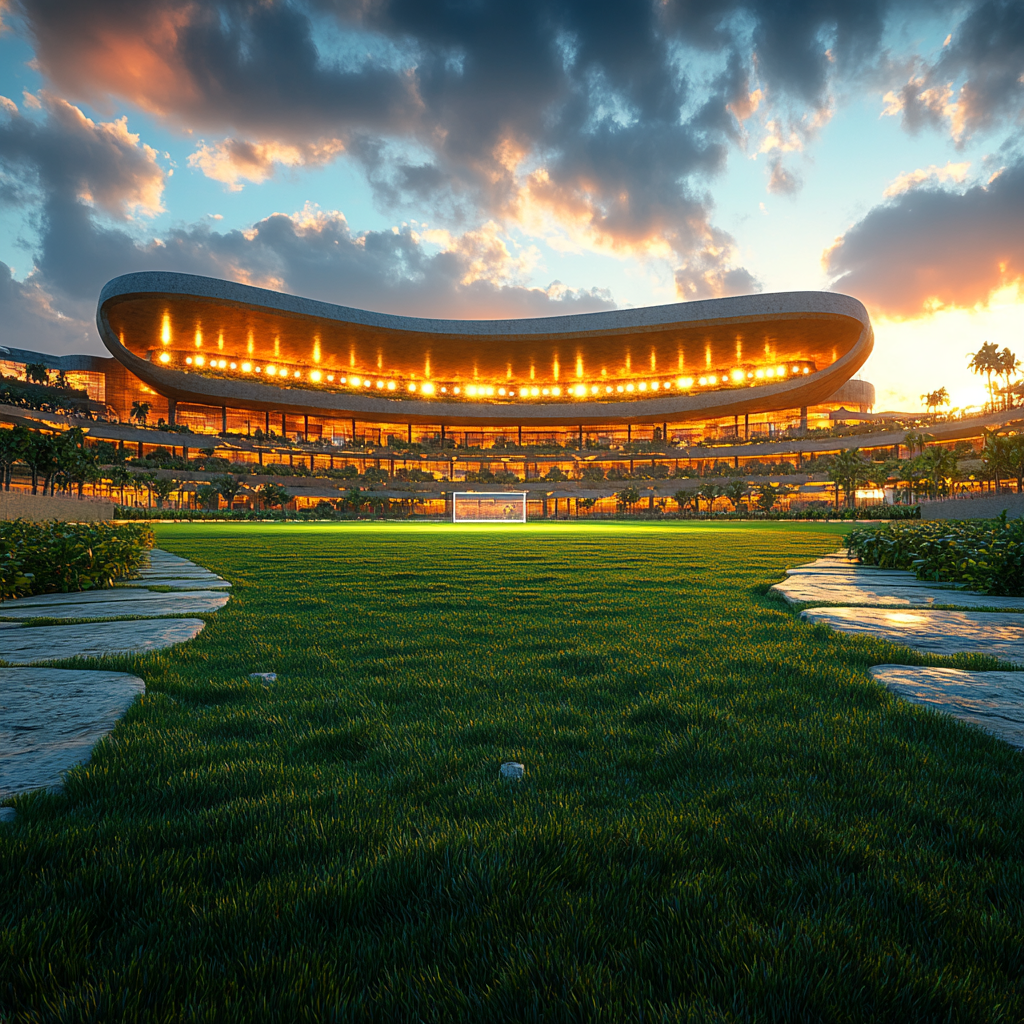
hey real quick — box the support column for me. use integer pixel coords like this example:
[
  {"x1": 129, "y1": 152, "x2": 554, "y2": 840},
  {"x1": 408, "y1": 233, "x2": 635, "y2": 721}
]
[
  {"x1": 408, "y1": 423, "x2": 412, "y2": 443},
  {"x1": 744, "y1": 413, "x2": 749, "y2": 441},
  {"x1": 734, "y1": 414, "x2": 739, "y2": 437},
  {"x1": 800, "y1": 406, "x2": 808, "y2": 433},
  {"x1": 518, "y1": 425, "x2": 523, "y2": 446},
  {"x1": 663, "y1": 422, "x2": 668, "y2": 444},
  {"x1": 167, "y1": 398, "x2": 176, "y2": 426},
  {"x1": 627, "y1": 423, "x2": 632, "y2": 443},
  {"x1": 258, "y1": 450, "x2": 263, "y2": 467},
  {"x1": 579, "y1": 425, "x2": 583, "y2": 449},
  {"x1": 138, "y1": 441, "x2": 143, "y2": 458},
  {"x1": 351, "y1": 418, "x2": 357, "y2": 444},
  {"x1": 265, "y1": 411, "x2": 270, "y2": 435},
  {"x1": 303, "y1": 414, "x2": 309, "y2": 440},
  {"x1": 440, "y1": 424, "x2": 446, "y2": 444},
  {"x1": 281, "y1": 412, "x2": 287, "y2": 437},
  {"x1": 222, "y1": 406, "x2": 227, "y2": 434}
]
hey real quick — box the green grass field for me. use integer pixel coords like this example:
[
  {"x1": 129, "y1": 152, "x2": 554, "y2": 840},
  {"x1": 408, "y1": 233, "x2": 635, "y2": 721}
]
[{"x1": 2, "y1": 522, "x2": 1023, "y2": 1023}]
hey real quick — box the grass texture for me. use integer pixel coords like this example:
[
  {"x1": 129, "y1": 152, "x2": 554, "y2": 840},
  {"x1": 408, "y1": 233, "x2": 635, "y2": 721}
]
[{"x1": 2, "y1": 522, "x2": 1022, "y2": 1023}]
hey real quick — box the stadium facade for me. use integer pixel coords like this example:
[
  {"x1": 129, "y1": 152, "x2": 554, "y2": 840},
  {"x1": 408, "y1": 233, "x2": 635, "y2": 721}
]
[{"x1": 83, "y1": 272, "x2": 874, "y2": 447}]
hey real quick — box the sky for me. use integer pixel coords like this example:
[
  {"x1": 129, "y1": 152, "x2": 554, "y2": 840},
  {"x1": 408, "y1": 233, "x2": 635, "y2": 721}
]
[{"x1": 0, "y1": 0, "x2": 1022, "y2": 412}]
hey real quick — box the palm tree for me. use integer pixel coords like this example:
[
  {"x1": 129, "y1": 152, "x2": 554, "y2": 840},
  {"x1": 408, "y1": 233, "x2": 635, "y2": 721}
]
[
  {"x1": 920, "y1": 387, "x2": 949, "y2": 414},
  {"x1": 829, "y1": 447, "x2": 871, "y2": 507},
  {"x1": 999, "y1": 348, "x2": 1020, "y2": 409},
  {"x1": 130, "y1": 401, "x2": 151, "y2": 426},
  {"x1": 697, "y1": 481, "x2": 722, "y2": 512},
  {"x1": 968, "y1": 342, "x2": 1002, "y2": 412}
]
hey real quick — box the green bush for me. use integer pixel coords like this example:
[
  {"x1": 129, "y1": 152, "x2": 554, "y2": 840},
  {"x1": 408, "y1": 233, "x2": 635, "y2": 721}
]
[
  {"x1": 0, "y1": 520, "x2": 153, "y2": 601},
  {"x1": 848, "y1": 513, "x2": 1024, "y2": 595}
]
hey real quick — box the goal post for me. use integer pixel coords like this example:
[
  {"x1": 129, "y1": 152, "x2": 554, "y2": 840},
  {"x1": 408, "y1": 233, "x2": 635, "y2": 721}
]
[{"x1": 452, "y1": 492, "x2": 528, "y2": 523}]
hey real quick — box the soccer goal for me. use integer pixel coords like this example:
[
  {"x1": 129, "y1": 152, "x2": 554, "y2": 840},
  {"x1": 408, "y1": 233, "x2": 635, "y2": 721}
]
[{"x1": 452, "y1": 492, "x2": 528, "y2": 523}]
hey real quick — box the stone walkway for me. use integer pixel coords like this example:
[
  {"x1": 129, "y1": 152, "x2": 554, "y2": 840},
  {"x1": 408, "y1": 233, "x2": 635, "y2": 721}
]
[
  {"x1": 870, "y1": 666, "x2": 1024, "y2": 749},
  {"x1": 0, "y1": 668, "x2": 145, "y2": 797},
  {"x1": 801, "y1": 607, "x2": 1024, "y2": 664},
  {"x1": 787, "y1": 549, "x2": 1024, "y2": 748},
  {"x1": 772, "y1": 557, "x2": 1024, "y2": 610},
  {"x1": 0, "y1": 548, "x2": 228, "y2": 805}
]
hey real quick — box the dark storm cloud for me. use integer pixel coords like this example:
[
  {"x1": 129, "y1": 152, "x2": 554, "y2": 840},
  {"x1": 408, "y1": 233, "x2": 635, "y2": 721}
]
[{"x1": 825, "y1": 158, "x2": 1024, "y2": 315}]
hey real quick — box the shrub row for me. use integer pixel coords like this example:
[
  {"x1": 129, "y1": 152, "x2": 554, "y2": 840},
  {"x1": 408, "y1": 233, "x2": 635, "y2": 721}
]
[
  {"x1": 848, "y1": 513, "x2": 1024, "y2": 596},
  {"x1": 0, "y1": 520, "x2": 154, "y2": 601}
]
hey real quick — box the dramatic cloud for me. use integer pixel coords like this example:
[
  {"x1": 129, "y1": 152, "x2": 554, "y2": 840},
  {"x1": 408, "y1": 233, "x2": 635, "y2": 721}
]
[
  {"x1": 0, "y1": 261, "x2": 95, "y2": 352},
  {"x1": 882, "y1": 0, "x2": 1024, "y2": 144},
  {"x1": 14, "y1": 0, "x2": 941, "y2": 296},
  {"x1": 883, "y1": 160, "x2": 971, "y2": 197},
  {"x1": 187, "y1": 137, "x2": 346, "y2": 189},
  {"x1": 825, "y1": 159, "x2": 1024, "y2": 315},
  {"x1": 0, "y1": 92, "x2": 165, "y2": 218}
]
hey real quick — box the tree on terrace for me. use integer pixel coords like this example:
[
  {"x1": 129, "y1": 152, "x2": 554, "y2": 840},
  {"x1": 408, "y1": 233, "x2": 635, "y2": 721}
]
[
  {"x1": 616, "y1": 486, "x2": 641, "y2": 512},
  {"x1": 130, "y1": 401, "x2": 151, "y2": 426},
  {"x1": 152, "y1": 477, "x2": 176, "y2": 509},
  {"x1": 213, "y1": 473, "x2": 246, "y2": 509},
  {"x1": 257, "y1": 482, "x2": 291, "y2": 510},
  {"x1": 723, "y1": 480, "x2": 748, "y2": 510},
  {"x1": 24, "y1": 362, "x2": 49, "y2": 385}
]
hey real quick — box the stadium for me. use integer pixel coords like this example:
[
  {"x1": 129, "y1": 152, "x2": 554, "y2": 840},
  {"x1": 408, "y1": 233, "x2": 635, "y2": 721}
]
[{"x1": 91, "y1": 271, "x2": 875, "y2": 446}]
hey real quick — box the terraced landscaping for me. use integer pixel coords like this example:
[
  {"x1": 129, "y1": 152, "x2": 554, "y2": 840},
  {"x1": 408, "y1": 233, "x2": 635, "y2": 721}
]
[{"x1": 2, "y1": 522, "x2": 1022, "y2": 1022}]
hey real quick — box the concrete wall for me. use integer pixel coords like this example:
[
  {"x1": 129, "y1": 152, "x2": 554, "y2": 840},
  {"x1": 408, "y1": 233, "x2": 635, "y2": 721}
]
[
  {"x1": 921, "y1": 493, "x2": 1024, "y2": 520},
  {"x1": 0, "y1": 490, "x2": 115, "y2": 521}
]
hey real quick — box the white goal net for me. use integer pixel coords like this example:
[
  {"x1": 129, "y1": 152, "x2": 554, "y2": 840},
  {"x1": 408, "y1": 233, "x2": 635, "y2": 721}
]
[{"x1": 452, "y1": 492, "x2": 528, "y2": 523}]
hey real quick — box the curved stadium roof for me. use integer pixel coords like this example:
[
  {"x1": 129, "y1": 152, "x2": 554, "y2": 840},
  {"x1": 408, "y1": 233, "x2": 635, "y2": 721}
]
[{"x1": 97, "y1": 272, "x2": 873, "y2": 426}]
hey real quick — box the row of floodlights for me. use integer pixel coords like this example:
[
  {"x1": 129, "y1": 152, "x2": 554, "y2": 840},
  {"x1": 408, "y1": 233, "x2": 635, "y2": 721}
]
[{"x1": 168, "y1": 351, "x2": 812, "y2": 396}]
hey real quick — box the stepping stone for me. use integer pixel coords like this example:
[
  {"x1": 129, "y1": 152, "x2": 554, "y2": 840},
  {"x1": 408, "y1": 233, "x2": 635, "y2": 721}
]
[
  {"x1": 870, "y1": 665, "x2": 1024, "y2": 749},
  {"x1": 0, "y1": 590, "x2": 229, "y2": 620},
  {"x1": 0, "y1": 668, "x2": 145, "y2": 797},
  {"x1": 771, "y1": 573, "x2": 1024, "y2": 609},
  {"x1": 116, "y1": 578, "x2": 231, "y2": 590},
  {"x1": 1, "y1": 618, "x2": 205, "y2": 664},
  {"x1": 802, "y1": 608, "x2": 1024, "y2": 663}
]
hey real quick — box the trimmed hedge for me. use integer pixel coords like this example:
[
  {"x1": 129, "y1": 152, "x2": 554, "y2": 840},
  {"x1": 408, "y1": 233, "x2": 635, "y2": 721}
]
[
  {"x1": 848, "y1": 514, "x2": 1024, "y2": 596},
  {"x1": 0, "y1": 520, "x2": 154, "y2": 602}
]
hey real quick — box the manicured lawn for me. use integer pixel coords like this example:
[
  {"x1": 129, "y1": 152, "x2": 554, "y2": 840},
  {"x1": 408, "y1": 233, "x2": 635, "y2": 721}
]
[{"x1": 2, "y1": 522, "x2": 1022, "y2": 1022}]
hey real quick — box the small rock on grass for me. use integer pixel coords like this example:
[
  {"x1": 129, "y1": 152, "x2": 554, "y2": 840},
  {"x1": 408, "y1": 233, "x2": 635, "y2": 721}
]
[
  {"x1": 500, "y1": 762, "x2": 525, "y2": 781},
  {"x1": 0, "y1": 808, "x2": 16, "y2": 824},
  {"x1": 249, "y1": 673, "x2": 277, "y2": 683}
]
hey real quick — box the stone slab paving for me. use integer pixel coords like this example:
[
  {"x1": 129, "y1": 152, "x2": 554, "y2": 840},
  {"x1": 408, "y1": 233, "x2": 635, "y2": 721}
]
[
  {"x1": 0, "y1": 668, "x2": 145, "y2": 797},
  {"x1": 115, "y1": 548, "x2": 231, "y2": 591},
  {"x1": 801, "y1": 607, "x2": 1024, "y2": 663},
  {"x1": 0, "y1": 589, "x2": 229, "y2": 620},
  {"x1": 116, "y1": 577, "x2": 231, "y2": 590},
  {"x1": 1, "y1": 618, "x2": 205, "y2": 665},
  {"x1": 869, "y1": 665, "x2": 1024, "y2": 749},
  {"x1": 771, "y1": 573, "x2": 1024, "y2": 609}
]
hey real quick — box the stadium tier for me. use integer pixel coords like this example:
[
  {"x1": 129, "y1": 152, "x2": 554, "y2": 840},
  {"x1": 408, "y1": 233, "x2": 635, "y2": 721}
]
[{"x1": 83, "y1": 272, "x2": 873, "y2": 444}]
